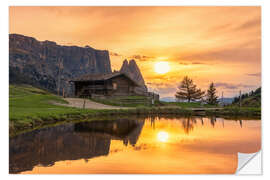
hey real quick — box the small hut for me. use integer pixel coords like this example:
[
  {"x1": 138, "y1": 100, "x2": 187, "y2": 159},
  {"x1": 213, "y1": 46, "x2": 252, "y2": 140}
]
[{"x1": 69, "y1": 72, "x2": 140, "y2": 98}]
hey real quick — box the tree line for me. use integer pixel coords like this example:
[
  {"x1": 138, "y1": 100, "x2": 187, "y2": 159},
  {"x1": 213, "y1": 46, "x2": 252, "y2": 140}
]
[
  {"x1": 175, "y1": 76, "x2": 219, "y2": 105},
  {"x1": 232, "y1": 87, "x2": 261, "y2": 104}
]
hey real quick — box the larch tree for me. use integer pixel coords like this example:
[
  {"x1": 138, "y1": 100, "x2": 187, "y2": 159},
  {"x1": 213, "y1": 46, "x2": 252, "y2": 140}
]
[
  {"x1": 175, "y1": 76, "x2": 205, "y2": 102},
  {"x1": 206, "y1": 82, "x2": 219, "y2": 105}
]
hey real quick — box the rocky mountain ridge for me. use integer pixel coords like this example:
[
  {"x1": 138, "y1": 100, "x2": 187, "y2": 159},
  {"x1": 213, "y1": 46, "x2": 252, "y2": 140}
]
[
  {"x1": 9, "y1": 34, "x2": 147, "y2": 96},
  {"x1": 9, "y1": 34, "x2": 113, "y2": 95},
  {"x1": 120, "y1": 59, "x2": 148, "y2": 94}
]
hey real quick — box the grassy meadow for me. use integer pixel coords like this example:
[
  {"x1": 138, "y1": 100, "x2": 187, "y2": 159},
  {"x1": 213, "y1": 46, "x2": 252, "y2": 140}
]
[
  {"x1": 8, "y1": 85, "x2": 191, "y2": 135},
  {"x1": 161, "y1": 101, "x2": 217, "y2": 108},
  {"x1": 90, "y1": 95, "x2": 152, "y2": 107},
  {"x1": 9, "y1": 85, "x2": 98, "y2": 133},
  {"x1": 9, "y1": 85, "x2": 261, "y2": 136}
]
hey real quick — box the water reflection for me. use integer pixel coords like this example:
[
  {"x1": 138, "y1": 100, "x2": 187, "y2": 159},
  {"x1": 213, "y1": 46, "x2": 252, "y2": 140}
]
[
  {"x1": 157, "y1": 131, "x2": 169, "y2": 142},
  {"x1": 182, "y1": 117, "x2": 196, "y2": 134},
  {"x1": 9, "y1": 119, "x2": 144, "y2": 173},
  {"x1": 9, "y1": 116, "x2": 261, "y2": 174}
]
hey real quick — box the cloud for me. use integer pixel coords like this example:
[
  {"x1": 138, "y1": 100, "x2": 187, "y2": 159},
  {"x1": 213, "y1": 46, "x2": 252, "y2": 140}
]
[
  {"x1": 209, "y1": 23, "x2": 232, "y2": 33},
  {"x1": 178, "y1": 61, "x2": 209, "y2": 66},
  {"x1": 215, "y1": 82, "x2": 255, "y2": 90},
  {"x1": 208, "y1": 17, "x2": 260, "y2": 35},
  {"x1": 246, "y1": 72, "x2": 261, "y2": 77},
  {"x1": 147, "y1": 82, "x2": 168, "y2": 87},
  {"x1": 147, "y1": 82, "x2": 178, "y2": 97},
  {"x1": 192, "y1": 62, "x2": 207, "y2": 65},
  {"x1": 235, "y1": 18, "x2": 261, "y2": 31},
  {"x1": 179, "y1": 45, "x2": 261, "y2": 64},
  {"x1": 129, "y1": 54, "x2": 153, "y2": 61},
  {"x1": 149, "y1": 86, "x2": 177, "y2": 95},
  {"x1": 179, "y1": 62, "x2": 189, "y2": 65},
  {"x1": 109, "y1": 52, "x2": 121, "y2": 56}
]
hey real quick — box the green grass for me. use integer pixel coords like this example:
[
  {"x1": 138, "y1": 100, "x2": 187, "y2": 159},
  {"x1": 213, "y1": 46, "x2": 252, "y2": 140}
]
[
  {"x1": 9, "y1": 85, "x2": 261, "y2": 136},
  {"x1": 114, "y1": 95, "x2": 148, "y2": 100},
  {"x1": 241, "y1": 96, "x2": 261, "y2": 107},
  {"x1": 8, "y1": 85, "x2": 193, "y2": 136},
  {"x1": 161, "y1": 101, "x2": 218, "y2": 108},
  {"x1": 205, "y1": 106, "x2": 261, "y2": 117},
  {"x1": 10, "y1": 85, "x2": 70, "y2": 120},
  {"x1": 92, "y1": 97, "x2": 219, "y2": 108},
  {"x1": 9, "y1": 85, "x2": 93, "y2": 131},
  {"x1": 90, "y1": 95, "x2": 152, "y2": 107}
]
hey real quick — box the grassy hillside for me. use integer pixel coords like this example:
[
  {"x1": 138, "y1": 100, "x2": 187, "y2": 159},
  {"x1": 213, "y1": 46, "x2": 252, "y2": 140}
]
[
  {"x1": 232, "y1": 87, "x2": 261, "y2": 107},
  {"x1": 10, "y1": 85, "x2": 68, "y2": 120},
  {"x1": 9, "y1": 85, "x2": 95, "y2": 132}
]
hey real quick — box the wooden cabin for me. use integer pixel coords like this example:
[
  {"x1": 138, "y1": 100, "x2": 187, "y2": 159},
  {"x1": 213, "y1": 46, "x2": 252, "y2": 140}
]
[{"x1": 69, "y1": 72, "x2": 140, "y2": 98}]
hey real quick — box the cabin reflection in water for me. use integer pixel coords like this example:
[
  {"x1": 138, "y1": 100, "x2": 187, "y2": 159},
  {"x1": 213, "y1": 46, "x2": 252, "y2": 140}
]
[
  {"x1": 9, "y1": 119, "x2": 145, "y2": 174},
  {"x1": 9, "y1": 116, "x2": 254, "y2": 174}
]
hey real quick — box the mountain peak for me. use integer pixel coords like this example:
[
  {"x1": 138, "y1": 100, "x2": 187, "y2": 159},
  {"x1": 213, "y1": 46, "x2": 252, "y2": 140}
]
[{"x1": 120, "y1": 59, "x2": 147, "y2": 93}]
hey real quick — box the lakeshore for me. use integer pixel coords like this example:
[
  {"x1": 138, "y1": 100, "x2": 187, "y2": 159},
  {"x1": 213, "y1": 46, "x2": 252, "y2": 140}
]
[
  {"x1": 9, "y1": 85, "x2": 261, "y2": 137},
  {"x1": 10, "y1": 116, "x2": 261, "y2": 174}
]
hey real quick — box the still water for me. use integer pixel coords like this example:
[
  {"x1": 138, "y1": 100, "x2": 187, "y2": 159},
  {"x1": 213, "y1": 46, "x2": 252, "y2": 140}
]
[{"x1": 9, "y1": 116, "x2": 261, "y2": 174}]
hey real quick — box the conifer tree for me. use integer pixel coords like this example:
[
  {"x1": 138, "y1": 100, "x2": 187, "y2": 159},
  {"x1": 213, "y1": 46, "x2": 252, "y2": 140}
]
[
  {"x1": 206, "y1": 82, "x2": 219, "y2": 105},
  {"x1": 175, "y1": 76, "x2": 205, "y2": 102}
]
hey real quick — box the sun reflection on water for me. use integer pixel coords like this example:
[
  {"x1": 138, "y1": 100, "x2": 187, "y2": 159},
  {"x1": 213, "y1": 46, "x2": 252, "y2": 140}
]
[
  {"x1": 16, "y1": 117, "x2": 261, "y2": 174},
  {"x1": 157, "y1": 131, "x2": 169, "y2": 142}
]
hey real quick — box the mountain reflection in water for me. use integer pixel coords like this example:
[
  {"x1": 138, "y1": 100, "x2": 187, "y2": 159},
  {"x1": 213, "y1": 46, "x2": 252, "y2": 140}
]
[{"x1": 9, "y1": 116, "x2": 261, "y2": 174}]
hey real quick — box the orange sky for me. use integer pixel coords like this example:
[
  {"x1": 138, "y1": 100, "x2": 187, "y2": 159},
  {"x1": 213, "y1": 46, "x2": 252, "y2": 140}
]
[{"x1": 9, "y1": 6, "x2": 261, "y2": 98}]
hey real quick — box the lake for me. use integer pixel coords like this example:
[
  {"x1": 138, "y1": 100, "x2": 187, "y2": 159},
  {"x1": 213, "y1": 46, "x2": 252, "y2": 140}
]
[{"x1": 9, "y1": 116, "x2": 261, "y2": 174}]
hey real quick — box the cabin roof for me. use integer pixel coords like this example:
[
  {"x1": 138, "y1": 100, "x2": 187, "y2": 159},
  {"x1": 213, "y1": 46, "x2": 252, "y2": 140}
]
[{"x1": 69, "y1": 72, "x2": 140, "y2": 86}]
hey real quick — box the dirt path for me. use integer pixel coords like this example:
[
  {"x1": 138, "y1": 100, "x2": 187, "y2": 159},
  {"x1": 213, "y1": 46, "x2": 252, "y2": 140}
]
[
  {"x1": 57, "y1": 98, "x2": 129, "y2": 110},
  {"x1": 55, "y1": 98, "x2": 223, "y2": 111}
]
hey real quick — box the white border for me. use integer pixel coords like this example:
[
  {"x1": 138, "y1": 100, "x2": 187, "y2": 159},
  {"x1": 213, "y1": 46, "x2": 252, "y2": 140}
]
[
  {"x1": 1, "y1": 0, "x2": 270, "y2": 180},
  {"x1": 6, "y1": 0, "x2": 263, "y2": 6}
]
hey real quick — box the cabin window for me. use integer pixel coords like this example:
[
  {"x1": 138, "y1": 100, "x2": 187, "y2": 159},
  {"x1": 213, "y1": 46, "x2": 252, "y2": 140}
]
[{"x1": 113, "y1": 83, "x2": 117, "y2": 90}]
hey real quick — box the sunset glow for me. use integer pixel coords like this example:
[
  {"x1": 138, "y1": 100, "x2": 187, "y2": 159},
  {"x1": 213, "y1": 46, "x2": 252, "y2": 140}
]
[
  {"x1": 154, "y1": 61, "x2": 170, "y2": 74},
  {"x1": 9, "y1": 6, "x2": 261, "y2": 98}
]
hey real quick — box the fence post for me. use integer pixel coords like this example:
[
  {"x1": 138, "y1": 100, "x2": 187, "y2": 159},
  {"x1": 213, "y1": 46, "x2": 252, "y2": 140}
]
[
  {"x1": 239, "y1": 90, "x2": 242, "y2": 108},
  {"x1": 62, "y1": 88, "x2": 65, "y2": 98},
  {"x1": 221, "y1": 91, "x2": 224, "y2": 107},
  {"x1": 83, "y1": 98, "x2": 86, "y2": 109}
]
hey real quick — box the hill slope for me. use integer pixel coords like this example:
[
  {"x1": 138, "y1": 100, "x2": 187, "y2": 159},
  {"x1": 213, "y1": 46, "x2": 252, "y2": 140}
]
[
  {"x1": 232, "y1": 87, "x2": 261, "y2": 107},
  {"x1": 9, "y1": 85, "x2": 69, "y2": 121}
]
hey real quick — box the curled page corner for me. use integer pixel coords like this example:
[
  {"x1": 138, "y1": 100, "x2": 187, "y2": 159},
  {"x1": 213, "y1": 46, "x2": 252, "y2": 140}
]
[{"x1": 235, "y1": 150, "x2": 262, "y2": 175}]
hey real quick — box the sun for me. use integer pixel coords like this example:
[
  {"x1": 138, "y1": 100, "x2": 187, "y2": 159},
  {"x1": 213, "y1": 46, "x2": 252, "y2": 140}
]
[
  {"x1": 157, "y1": 131, "x2": 169, "y2": 142},
  {"x1": 154, "y1": 61, "x2": 170, "y2": 74}
]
